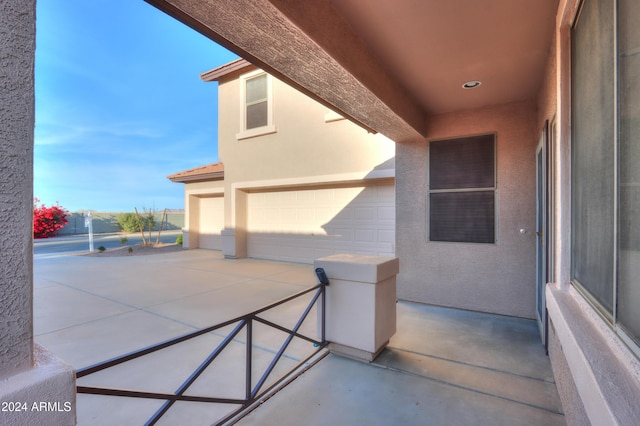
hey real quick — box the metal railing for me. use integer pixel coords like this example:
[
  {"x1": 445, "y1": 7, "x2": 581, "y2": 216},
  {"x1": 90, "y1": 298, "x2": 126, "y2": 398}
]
[{"x1": 76, "y1": 283, "x2": 328, "y2": 425}]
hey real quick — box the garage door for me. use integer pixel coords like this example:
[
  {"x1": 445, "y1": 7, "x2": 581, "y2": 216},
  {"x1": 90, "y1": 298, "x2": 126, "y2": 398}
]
[
  {"x1": 247, "y1": 183, "x2": 394, "y2": 263},
  {"x1": 199, "y1": 196, "x2": 224, "y2": 250}
]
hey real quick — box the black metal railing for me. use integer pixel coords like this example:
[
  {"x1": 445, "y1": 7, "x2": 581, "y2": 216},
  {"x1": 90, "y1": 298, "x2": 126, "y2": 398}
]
[{"x1": 76, "y1": 283, "x2": 328, "y2": 425}]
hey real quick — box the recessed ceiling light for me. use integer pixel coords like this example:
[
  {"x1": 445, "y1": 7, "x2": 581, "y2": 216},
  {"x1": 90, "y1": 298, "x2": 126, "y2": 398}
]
[{"x1": 462, "y1": 80, "x2": 482, "y2": 89}]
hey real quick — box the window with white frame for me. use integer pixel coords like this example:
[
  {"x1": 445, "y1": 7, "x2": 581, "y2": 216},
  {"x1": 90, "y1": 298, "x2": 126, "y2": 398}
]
[
  {"x1": 571, "y1": 0, "x2": 640, "y2": 353},
  {"x1": 237, "y1": 71, "x2": 276, "y2": 140},
  {"x1": 428, "y1": 134, "x2": 496, "y2": 244}
]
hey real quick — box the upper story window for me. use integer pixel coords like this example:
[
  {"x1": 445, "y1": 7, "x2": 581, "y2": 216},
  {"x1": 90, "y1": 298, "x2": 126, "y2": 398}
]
[
  {"x1": 428, "y1": 134, "x2": 496, "y2": 244},
  {"x1": 237, "y1": 70, "x2": 276, "y2": 140},
  {"x1": 246, "y1": 74, "x2": 268, "y2": 129}
]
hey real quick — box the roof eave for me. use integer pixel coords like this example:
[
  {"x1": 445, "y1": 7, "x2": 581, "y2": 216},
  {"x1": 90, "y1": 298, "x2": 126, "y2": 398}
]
[
  {"x1": 201, "y1": 58, "x2": 255, "y2": 82},
  {"x1": 168, "y1": 171, "x2": 225, "y2": 183}
]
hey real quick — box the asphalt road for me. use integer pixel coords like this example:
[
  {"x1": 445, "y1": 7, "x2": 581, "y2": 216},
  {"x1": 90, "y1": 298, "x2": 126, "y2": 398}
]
[{"x1": 34, "y1": 230, "x2": 182, "y2": 258}]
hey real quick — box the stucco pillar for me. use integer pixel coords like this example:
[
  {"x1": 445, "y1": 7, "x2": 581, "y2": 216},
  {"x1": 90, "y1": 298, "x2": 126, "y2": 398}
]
[
  {"x1": 315, "y1": 254, "x2": 399, "y2": 362},
  {"x1": 223, "y1": 189, "x2": 248, "y2": 259},
  {"x1": 1, "y1": 0, "x2": 36, "y2": 383},
  {"x1": 186, "y1": 195, "x2": 200, "y2": 249},
  {"x1": 0, "y1": 1, "x2": 76, "y2": 424}
]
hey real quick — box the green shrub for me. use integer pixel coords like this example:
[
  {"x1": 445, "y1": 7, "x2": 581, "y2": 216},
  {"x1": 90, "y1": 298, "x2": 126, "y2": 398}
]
[
  {"x1": 117, "y1": 213, "x2": 139, "y2": 233},
  {"x1": 97, "y1": 246, "x2": 106, "y2": 252},
  {"x1": 119, "y1": 236, "x2": 128, "y2": 245},
  {"x1": 128, "y1": 247, "x2": 133, "y2": 253},
  {"x1": 176, "y1": 234, "x2": 183, "y2": 245},
  {"x1": 117, "y1": 212, "x2": 156, "y2": 233}
]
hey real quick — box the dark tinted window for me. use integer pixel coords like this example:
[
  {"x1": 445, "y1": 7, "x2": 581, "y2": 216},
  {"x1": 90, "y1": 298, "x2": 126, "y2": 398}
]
[{"x1": 429, "y1": 134, "x2": 495, "y2": 244}]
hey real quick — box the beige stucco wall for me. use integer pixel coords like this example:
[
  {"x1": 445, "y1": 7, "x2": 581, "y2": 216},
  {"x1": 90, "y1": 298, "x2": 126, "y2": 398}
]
[
  {"x1": 396, "y1": 101, "x2": 538, "y2": 318},
  {"x1": 182, "y1": 180, "x2": 224, "y2": 248},
  {"x1": 183, "y1": 180, "x2": 225, "y2": 229},
  {"x1": 217, "y1": 70, "x2": 395, "y2": 229},
  {"x1": 180, "y1": 69, "x2": 395, "y2": 254},
  {"x1": 218, "y1": 75, "x2": 394, "y2": 180}
]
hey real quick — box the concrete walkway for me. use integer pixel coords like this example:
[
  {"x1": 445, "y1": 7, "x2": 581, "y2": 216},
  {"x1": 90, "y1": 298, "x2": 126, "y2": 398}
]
[
  {"x1": 34, "y1": 249, "x2": 564, "y2": 425},
  {"x1": 237, "y1": 303, "x2": 565, "y2": 426}
]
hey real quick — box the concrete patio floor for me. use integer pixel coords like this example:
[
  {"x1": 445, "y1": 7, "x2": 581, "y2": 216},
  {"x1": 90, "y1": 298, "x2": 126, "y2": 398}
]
[{"x1": 34, "y1": 249, "x2": 565, "y2": 425}]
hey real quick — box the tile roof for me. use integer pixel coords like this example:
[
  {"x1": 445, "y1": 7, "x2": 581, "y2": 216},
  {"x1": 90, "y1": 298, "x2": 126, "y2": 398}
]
[
  {"x1": 200, "y1": 58, "x2": 255, "y2": 82},
  {"x1": 167, "y1": 162, "x2": 224, "y2": 183}
]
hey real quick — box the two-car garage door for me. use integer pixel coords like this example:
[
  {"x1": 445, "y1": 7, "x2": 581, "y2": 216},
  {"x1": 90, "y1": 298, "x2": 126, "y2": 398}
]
[{"x1": 246, "y1": 182, "x2": 395, "y2": 264}]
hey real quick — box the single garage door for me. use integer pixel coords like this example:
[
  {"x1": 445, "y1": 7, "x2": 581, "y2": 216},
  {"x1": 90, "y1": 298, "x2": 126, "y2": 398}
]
[
  {"x1": 247, "y1": 183, "x2": 395, "y2": 263},
  {"x1": 199, "y1": 196, "x2": 224, "y2": 250}
]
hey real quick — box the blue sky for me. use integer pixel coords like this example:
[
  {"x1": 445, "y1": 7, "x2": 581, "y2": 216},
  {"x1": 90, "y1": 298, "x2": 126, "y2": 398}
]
[{"x1": 35, "y1": 0, "x2": 238, "y2": 212}]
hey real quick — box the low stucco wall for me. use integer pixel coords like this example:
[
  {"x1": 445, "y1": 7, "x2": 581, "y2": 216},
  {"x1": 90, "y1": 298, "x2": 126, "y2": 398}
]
[
  {"x1": 547, "y1": 284, "x2": 640, "y2": 425},
  {"x1": 548, "y1": 321, "x2": 589, "y2": 425},
  {"x1": 396, "y1": 101, "x2": 538, "y2": 318},
  {"x1": 1, "y1": 344, "x2": 76, "y2": 426}
]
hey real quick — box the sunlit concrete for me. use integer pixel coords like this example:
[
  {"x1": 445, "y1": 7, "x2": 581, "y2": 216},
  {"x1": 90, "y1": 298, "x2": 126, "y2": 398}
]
[{"x1": 35, "y1": 250, "x2": 563, "y2": 425}]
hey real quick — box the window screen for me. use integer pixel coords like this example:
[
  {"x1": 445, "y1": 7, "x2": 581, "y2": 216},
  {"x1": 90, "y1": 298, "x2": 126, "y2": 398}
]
[
  {"x1": 430, "y1": 135, "x2": 495, "y2": 190},
  {"x1": 429, "y1": 134, "x2": 496, "y2": 243},
  {"x1": 571, "y1": 0, "x2": 615, "y2": 313},
  {"x1": 617, "y1": 0, "x2": 640, "y2": 343}
]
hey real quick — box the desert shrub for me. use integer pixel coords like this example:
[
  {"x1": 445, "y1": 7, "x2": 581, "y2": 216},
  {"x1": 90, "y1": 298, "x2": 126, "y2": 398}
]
[
  {"x1": 141, "y1": 211, "x2": 156, "y2": 233},
  {"x1": 117, "y1": 211, "x2": 156, "y2": 234},
  {"x1": 117, "y1": 213, "x2": 139, "y2": 233},
  {"x1": 33, "y1": 198, "x2": 68, "y2": 238},
  {"x1": 176, "y1": 234, "x2": 183, "y2": 245},
  {"x1": 97, "y1": 246, "x2": 106, "y2": 252},
  {"x1": 119, "y1": 236, "x2": 128, "y2": 245}
]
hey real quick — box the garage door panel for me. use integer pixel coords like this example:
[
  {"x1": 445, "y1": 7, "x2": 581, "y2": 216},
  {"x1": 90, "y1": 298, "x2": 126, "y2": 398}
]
[
  {"x1": 249, "y1": 235, "x2": 392, "y2": 264},
  {"x1": 378, "y1": 229, "x2": 395, "y2": 243},
  {"x1": 378, "y1": 205, "x2": 395, "y2": 220},
  {"x1": 355, "y1": 229, "x2": 377, "y2": 242},
  {"x1": 247, "y1": 184, "x2": 395, "y2": 263},
  {"x1": 326, "y1": 207, "x2": 353, "y2": 223},
  {"x1": 199, "y1": 196, "x2": 224, "y2": 250},
  {"x1": 321, "y1": 227, "x2": 355, "y2": 241},
  {"x1": 314, "y1": 190, "x2": 332, "y2": 203},
  {"x1": 354, "y1": 206, "x2": 378, "y2": 220}
]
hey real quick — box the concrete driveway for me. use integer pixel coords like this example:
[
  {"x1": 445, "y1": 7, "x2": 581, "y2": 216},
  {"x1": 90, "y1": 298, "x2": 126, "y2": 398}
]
[{"x1": 35, "y1": 249, "x2": 319, "y2": 425}]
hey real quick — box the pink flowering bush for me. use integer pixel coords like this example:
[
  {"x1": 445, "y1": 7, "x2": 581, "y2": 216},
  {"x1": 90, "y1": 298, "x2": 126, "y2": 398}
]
[{"x1": 33, "y1": 198, "x2": 68, "y2": 239}]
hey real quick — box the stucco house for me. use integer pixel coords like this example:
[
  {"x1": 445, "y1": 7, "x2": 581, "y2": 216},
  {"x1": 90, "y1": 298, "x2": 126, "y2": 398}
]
[
  {"x1": 124, "y1": 1, "x2": 640, "y2": 424},
  {"x1": 3, "y1": 0, "x2": 640, "y2": 425},
  {"x1": 168, "y1": 59, "x2": 396, "y2": 264}
]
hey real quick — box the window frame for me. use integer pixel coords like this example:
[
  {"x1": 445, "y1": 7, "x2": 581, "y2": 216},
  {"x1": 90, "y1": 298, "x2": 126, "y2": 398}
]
[
  {"x1": 570, "y1": 0, "x2": 640, "y2": 358},
  {"x1": 236, "y1": 70, "x2": 276, "y2": 140},
  {"x1": 427, "y1": 133, "x2": 498, "y2": 244}
]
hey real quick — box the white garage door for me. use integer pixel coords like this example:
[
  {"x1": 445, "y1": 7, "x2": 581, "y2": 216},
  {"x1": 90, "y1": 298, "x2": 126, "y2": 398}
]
[
  {"x1": 247, "y1": 183, "x2": 395, "y2": 263},
  {"x1": 199, "y1": 196, "x2": 224, "y2": 250}
]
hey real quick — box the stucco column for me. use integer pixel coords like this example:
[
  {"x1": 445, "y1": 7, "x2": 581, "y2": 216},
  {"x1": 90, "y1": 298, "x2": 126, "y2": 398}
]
[
  {"x1": 1, "y1": 1, "x2": 76, "y2": 424},
  {"x1": 315, "y1": 254, "x2": 399, "y2": 362},
  {"x1": 222, "y1": 188, "x2": 248, "y2": 258},
  {"x1": 186, "y1": 195, "x2": 200, "y2": 249},
  {"x1": 1, "y1": 0, "x2": 36, "y2": 382}
]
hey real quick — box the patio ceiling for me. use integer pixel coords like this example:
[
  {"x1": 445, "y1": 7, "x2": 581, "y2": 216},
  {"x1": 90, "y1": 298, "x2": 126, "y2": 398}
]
[{"x1": 145, "y1": 0, "x2": 558, "y2": 142}]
